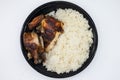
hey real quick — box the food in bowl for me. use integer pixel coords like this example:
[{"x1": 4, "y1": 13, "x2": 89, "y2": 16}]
[{"x1": 23, "y1": 8, "x2": 93, "y2": 74}]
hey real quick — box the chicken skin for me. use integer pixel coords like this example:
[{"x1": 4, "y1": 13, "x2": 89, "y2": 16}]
[
  {"x1": 28, "y1": 15, "x2": 44, "y2": 30},
  {"x1": 41, "y1": 16, "x2": 64, "y2": 52}
]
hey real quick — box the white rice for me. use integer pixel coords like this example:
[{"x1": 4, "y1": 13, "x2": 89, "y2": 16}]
[{"x1": 43, "y1": 9, "x2": 93, "y2": 74}]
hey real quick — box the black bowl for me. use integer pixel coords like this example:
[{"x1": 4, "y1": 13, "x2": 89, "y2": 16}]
[{"x1": 20, "y1": 1, "x2": 98, "y2": 78}]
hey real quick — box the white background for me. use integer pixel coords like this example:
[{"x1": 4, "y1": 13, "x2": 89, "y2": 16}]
[{"x1": 0, "y1": 0, "x2": 120, "y2": 80}]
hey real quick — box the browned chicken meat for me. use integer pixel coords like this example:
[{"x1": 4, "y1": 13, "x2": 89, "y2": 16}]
[
  {"x1": 41, "y1": 16, "x2": 64, "y2": 52},
  {"x1": 23, "y1": 14, "x2": 64, "y2": 64},
  {"x1": 23, "y1": 32, "x2": 44, "y2": 64},
  {"x1": 28, "y1": 15, "x2": 44, "y2": 30}
]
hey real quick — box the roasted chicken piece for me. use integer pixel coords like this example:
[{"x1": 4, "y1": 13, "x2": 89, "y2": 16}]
[
  {"x1": 41, "y1": 16, "x2": 64, "y2": 52},
  {"x1": 28, "y1": 15, "x2": 44, "y2": 30},
  {"x1": 23, "y1": 15, "x2": 64, "y2": 64},
  {"x1": 23, "y1": 32, "x2": 44, "y2": 64}
]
